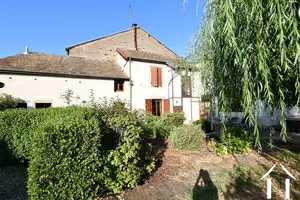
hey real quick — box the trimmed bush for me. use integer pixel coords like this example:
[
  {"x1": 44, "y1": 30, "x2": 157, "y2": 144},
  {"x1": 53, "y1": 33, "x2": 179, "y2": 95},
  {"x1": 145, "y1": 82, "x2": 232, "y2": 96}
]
[
  {"x1": 209, "y1": 126, "x2": 254, "y2": 155},
  {"x1": 0, "y1": 106, "x2": 96, "y2": 163},
  {"x1": 0, "y1": 93, "x2": 18, "y2": 111},
  {"x1": 161, "y1": 112, "x2": 186, "y2": 127},
  {"x1": 170, "y1": 124, "x2": 205, "y2": 150},
  {"x1": 0, "y1": 100, "x2": 155, "y2": 199},
  {"x1": 28, "y1": 113, "x2": 103, "y2": 200},
  {"x1": 146, "y1": 111, "x2": 186, "y2": 138}
]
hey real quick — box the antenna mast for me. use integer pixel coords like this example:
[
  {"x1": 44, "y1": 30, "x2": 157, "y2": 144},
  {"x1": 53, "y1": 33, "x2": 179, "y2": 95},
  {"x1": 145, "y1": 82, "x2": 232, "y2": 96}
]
[{"x1": 128, "y1": 5, "x2": 132, "y2": 27}]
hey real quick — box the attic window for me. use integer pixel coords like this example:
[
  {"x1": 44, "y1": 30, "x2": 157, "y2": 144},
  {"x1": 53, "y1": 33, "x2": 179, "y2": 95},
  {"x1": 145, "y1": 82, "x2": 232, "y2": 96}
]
[
  {"x1": 114, "y1": 80, "x2": 124, "y2": 92},
  {"x1": 0, "y1": 82, "x2": 4, "y2": 88}
]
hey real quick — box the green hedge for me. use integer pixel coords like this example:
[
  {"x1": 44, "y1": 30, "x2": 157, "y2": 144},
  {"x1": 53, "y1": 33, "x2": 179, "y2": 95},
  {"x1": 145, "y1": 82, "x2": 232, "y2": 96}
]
[
  {"x1": 28, "y1": 113, "x2": 103, "y2": 199},
  {"x1": 170, "y1": 124, "x2": 205, "y2": 151},
  {"x1": 0, "y1": 106, "x2": 96, "y2": 163},
  {"x1": 0, "y1": 100, "x2": 155, "y2": 199}
]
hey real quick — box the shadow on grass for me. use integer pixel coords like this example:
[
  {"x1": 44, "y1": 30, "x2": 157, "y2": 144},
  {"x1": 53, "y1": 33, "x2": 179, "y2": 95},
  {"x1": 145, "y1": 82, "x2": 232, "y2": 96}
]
[
  {"x1": 192, "y1": 169, "x2": 218, "y2": 200},
  {"x1": 0, "y1": 164, "x2": 28, "y2": 200},
  {"x1": 222, "y1": 166, "x2": 265, "y2": 200},
  {"x1": 0, "y1": 140, "x2": 28, "y2": 200},
  {"x1": 223, "y1": 141, "x2": 300, "y2": 199}
]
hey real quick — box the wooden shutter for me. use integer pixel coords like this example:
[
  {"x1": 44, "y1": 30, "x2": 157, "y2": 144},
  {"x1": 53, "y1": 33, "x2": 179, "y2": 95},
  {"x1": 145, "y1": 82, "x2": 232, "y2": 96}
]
[
  {"x1": 158, "y1": 68, "x2": 162, "y2": 87},
  {"x1": 145, "y1": 99, "x2": 152, "y2": 112},
  {"x1": 151, "y1": 67, "x2": 158, "y2": 87},
  {"x1": 163, "y1": 99, "x2": 170, "y2": 112}
]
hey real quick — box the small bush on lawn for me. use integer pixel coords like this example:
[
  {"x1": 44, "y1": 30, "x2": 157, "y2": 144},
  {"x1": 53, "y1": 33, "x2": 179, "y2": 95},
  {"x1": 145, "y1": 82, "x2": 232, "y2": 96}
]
[
  {"x1": 170, "y1": 124, "x2": 205, "y2": 150},
  {"x1": 209, "y1": 126, "x2": 254, "y2": 155},
  {"x1": 146, "y1": 111, "x2": 186, "y2": 138},
  {"x1": 193, "y1": 119, "x2": 213, "y2": 133},
  {"x1": 0, "y1": 93, "x2": 18, "y2": 111},
  {"x1": 161, "y1": 112, "x2": 186, "y2": 127}
]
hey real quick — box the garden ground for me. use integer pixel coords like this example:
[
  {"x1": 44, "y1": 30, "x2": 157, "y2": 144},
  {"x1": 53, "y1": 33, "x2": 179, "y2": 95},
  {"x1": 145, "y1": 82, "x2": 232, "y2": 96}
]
[
  {"x1": 104, "y1": 139, "x2": 300, "y2": 200},
  {"x1": 1, "y1": 139, "x2": 300, "y2": 200}
]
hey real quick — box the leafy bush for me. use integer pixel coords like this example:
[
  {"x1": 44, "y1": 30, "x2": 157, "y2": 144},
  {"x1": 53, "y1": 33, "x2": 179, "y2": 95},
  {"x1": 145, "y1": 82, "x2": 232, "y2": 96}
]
[
  {"x1": 0, "y1": 93, "x2": 18, "y2": 111},
  {"x1": 0, "y1": 106, "x2": 95, "y2": 163},
  {"x1": 209, "y1": 126, "x2": 254, "y2": 155},
  {"x1": 145, "y1": 111, "x2": 186, "y2": 138},
  {"x1": 161, "y1": 112, "x2": 186, "y2": 127},
  {"x1": 0, "y1": 99, "x2": 155, "y2": 198},
  {"x1": 28, "y1": 112, "x2": 103, "y2": 200},
  {"x1": 193, "y1": 119, "x2": 213, "y2": 133},
  {"x1": 170, "y1": 124, "x2": 205, "y2": 150},
  {"x1": 95, "y1": 98, "x2": 155, "y2": 193}
]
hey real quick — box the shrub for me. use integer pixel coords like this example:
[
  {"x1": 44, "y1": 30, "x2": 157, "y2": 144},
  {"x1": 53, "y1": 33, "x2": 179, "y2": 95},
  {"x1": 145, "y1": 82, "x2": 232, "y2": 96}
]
[
  {"x1": 161, "y1": 112, "x2": 186, "y2": 127},
  {"x1": 170, "y1": 124, "x2": 205, "y2": 150},
  {"x1": 209, "y1": 126, "x2": 254, "y2": 155},
  {"x1": 193, "y1": 119, "x2": 213, "y2": 133},
  {"x1": 95, "y1": 98, "x2": 155, "y2": 193},
  {"x1": 0, "y1": 101, "x2": 155, "y2": 198},
  {"x1": 145, "y1": 111, "x2": 186, "y2": 138},
  {"x1": 0, "y1": 93, "x2": 18, "y2": 111},
  {"x1": 0, "y1": 106, "x2": 96, "y2": 163},
  {"x1": 28, "y1": 112, "x2": 103, "y2": 200}
]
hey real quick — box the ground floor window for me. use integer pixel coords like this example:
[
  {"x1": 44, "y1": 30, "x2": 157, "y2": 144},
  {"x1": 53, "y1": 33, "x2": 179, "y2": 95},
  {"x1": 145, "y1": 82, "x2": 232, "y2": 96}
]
[
  {"x1": 145, "y1": 99, "x2": 162, "y2": 116},
  {"x1": 35, "y1": 103, "x2": 51, "y2": 108},
  {"x1": 152, "y1": 99, "x2": 162, "y2": 116},
  {"x1": 114, "y1": 80, "x2": 124, "y2": 92},
  {"x1": 17, "y1": 102, "x2": 27, "y2": 108}
]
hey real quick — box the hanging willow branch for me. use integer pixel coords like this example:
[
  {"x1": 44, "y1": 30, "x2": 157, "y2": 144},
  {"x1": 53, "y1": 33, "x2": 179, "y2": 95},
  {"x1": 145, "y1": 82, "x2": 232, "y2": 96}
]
[{"x1": 191, "y1": 0, "x2": 300, "y2": 145}]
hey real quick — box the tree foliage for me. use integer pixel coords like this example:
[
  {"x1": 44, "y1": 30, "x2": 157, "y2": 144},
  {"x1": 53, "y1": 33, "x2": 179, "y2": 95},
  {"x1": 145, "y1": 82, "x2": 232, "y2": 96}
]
[{"x1": 191, "y1": 0, "x2": 300, "y2": 145}]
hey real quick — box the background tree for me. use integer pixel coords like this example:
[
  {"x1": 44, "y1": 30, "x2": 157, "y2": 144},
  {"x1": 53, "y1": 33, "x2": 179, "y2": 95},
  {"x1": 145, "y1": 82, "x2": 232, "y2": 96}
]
[
  {"x1": 0, "y1": 93, "x2": 18, "y2": 111},
  {"x1": 189, "y1": 0, "x2": 300, "y2": 145}
]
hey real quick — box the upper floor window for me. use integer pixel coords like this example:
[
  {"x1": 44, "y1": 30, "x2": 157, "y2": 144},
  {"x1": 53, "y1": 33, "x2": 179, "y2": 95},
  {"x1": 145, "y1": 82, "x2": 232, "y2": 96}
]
[
  {"x1": 114, "y1": 80, "x2": 124, "y2": 92},
  {"x1": 151, "y1": 67, "x2": 162, "y2": 87},
  {"x1": 182, "y1": 75, "x2": 192, "y2": 97}
]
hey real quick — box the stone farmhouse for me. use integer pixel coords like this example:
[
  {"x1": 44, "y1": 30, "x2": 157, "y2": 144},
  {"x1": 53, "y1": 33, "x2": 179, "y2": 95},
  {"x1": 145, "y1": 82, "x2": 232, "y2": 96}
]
[{"x1": 0, "y1": 24, "x2": 205, "y2": 122}]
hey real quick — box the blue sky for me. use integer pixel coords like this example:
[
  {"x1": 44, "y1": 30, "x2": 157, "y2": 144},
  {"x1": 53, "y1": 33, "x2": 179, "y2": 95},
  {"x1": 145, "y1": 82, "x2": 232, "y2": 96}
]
[{"x1": 0, "y1": 0, "x2": 204, "y2": 58}]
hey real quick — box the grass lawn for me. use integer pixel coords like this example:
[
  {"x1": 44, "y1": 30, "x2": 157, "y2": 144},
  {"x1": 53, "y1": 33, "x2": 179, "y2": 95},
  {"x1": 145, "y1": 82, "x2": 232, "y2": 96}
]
[{"x1": 187, "y1": 142, "x2": 300, "y2": 200}]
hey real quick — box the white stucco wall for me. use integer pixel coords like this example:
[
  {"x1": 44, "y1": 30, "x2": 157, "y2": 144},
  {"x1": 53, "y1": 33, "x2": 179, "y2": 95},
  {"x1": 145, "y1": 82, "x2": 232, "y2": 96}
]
[
  {"x1": 118, "y1": 55, "x2": 201, "y2": 121},
  {"x1": 120, "y1": 56, "x2": 175, "y2": 110},
  {"x1": 0, "y1": 74, "x2": 128, "y2": 108}
]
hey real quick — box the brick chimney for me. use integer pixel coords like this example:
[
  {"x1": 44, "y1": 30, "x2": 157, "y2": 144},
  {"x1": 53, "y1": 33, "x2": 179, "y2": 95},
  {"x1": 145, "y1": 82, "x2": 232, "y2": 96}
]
[{"x1": 132, "y1": 23, "x2": 138, "y2": 51}]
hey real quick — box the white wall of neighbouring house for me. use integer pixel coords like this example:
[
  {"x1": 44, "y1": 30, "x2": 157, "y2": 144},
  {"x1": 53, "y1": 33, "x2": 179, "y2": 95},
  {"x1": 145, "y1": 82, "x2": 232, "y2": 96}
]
[{"x1": 0, "y1": 74, "x2": 128, "y2": 108}]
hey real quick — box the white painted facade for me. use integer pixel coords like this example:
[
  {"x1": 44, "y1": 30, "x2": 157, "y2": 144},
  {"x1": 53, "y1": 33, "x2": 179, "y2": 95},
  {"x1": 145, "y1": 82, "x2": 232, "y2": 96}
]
[
  {"x1": 0, "y1": 53, "x2": 203, "y2": 122},
  {"x1": 0, "y1": 74, "x2": 128, "y2": 108},
  {"x1": 118, "y1": 54, "x2": 201, "y2": 122}
]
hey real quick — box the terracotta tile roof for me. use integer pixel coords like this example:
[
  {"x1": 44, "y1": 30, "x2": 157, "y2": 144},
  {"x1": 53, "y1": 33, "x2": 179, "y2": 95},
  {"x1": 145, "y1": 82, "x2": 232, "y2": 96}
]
[
  {"x1": 116, "y1": 48, "x2": 176, "y2": 63},
  {"x1": 0, "y1": 53, "x2": 129, "y2": 79}
]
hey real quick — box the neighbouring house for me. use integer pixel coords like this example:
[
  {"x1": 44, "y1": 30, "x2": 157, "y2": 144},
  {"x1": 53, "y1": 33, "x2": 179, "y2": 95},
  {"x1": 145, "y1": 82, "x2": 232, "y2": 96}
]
[{"x1": 0, "y1": 24, "x2": 204, "y2": 122}]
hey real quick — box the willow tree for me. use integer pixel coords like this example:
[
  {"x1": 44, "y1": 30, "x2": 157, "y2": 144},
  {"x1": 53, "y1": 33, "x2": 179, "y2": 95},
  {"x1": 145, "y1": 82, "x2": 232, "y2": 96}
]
[{"x1": 191, "y1": 0, "x2": 300, "y2": 145}]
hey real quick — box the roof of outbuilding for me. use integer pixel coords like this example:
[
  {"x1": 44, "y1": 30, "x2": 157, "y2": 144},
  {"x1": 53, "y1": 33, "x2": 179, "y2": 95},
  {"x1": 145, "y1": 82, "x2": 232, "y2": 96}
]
[
  {"x1": 116, "y1": 47, "x2": 176, "y2": 64},
  {"x1": 0, "y1": 53, "x2": 129, "y2": 79}
]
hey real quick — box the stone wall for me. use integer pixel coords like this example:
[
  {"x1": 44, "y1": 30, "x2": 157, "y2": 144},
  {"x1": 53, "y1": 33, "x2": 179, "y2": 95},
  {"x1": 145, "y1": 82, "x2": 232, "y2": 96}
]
[{"x1": 67, "y1": 27, "x2": 177, "y2": 60}]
